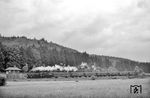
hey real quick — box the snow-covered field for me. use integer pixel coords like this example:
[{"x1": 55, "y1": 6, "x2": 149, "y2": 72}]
[{"x1": 0, "y1": 78, "x2": 150, "y2": 98}]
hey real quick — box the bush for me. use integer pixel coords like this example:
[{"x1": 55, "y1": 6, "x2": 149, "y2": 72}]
[
  {"x1": 0, "y1": 77, "x2": 6, "y2": 86},
  {"x1": 111, "y1": 76, "x2": 117, "y2": 79},
  {"x1": 90, "y1": 75, "x2": 96, "y2": 80}
]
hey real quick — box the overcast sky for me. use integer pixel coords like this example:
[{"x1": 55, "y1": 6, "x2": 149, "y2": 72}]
[{"x1": 0, "y1": 0, "x2": 150, "y2": 62}]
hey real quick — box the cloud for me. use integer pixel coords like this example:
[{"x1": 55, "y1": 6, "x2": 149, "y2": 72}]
[{"x1": 0, "y1": 0, "x2": 150, "y2": 62}]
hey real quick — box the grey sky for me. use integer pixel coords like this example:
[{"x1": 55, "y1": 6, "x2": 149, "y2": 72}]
[{"x1": 0, "y1": 0, "x2": 150, "y2": 62}]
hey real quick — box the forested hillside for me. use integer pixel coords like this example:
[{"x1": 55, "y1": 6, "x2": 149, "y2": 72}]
[{"x1": 0, "y1": 36, "x2": 150, "y2": 72}]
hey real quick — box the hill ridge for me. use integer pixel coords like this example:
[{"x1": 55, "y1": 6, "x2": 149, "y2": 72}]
[{"x1": 0, "y1": 36, "x2": 150, "y2": 72}]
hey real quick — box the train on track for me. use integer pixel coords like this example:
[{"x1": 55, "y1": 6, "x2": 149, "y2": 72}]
[{"x1": 27, "y1": 71, "x2": 138, "y2": 78}]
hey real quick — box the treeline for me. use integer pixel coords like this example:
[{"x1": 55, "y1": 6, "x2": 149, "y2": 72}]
[{"x1": 0, "y1": 36, "x2": 150, "y2": 72}]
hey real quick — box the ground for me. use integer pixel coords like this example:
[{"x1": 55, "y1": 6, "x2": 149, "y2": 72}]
[{"x1": 0, "y1": 78, "x2": 150, "y2": 98}]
